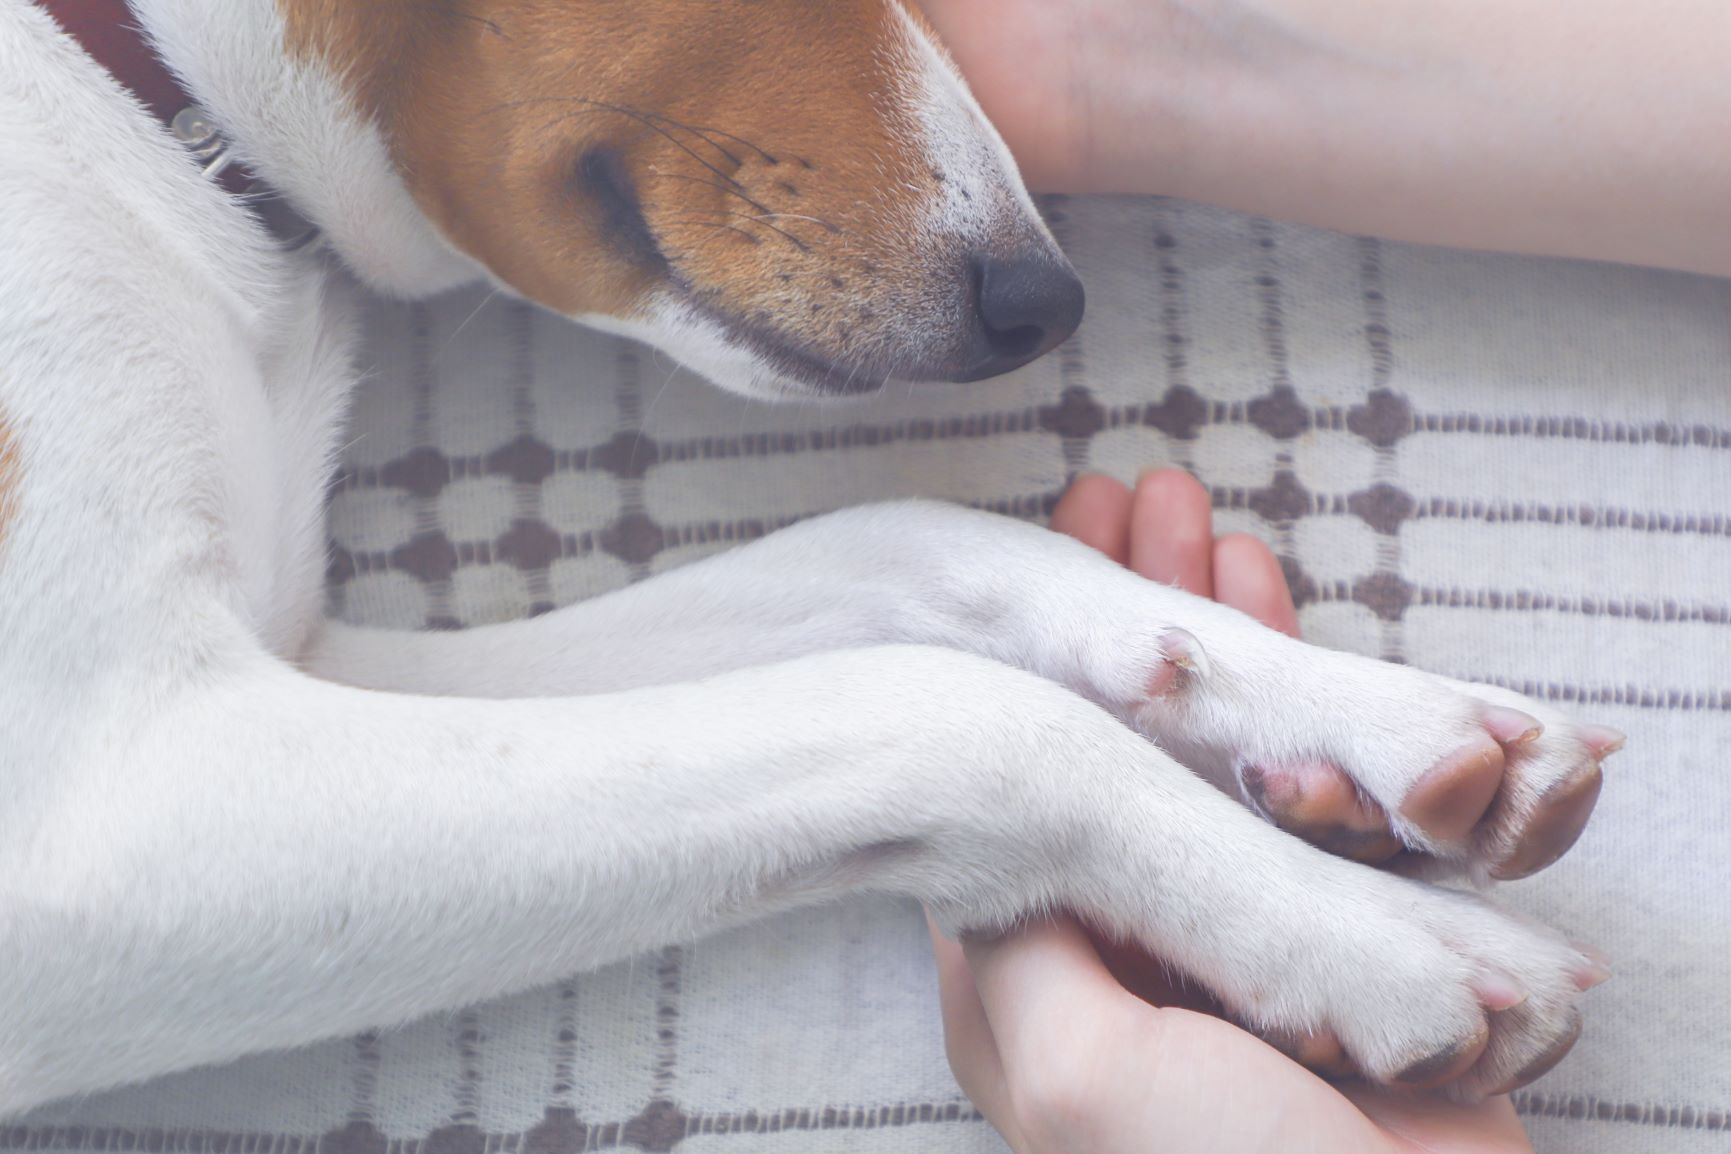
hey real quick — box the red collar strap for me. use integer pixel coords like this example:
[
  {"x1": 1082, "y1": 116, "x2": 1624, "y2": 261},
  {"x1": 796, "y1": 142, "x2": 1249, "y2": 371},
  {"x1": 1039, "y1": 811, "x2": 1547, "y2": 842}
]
[
  {"x1": 36, "y1": 0, "x2": 319, "y2": 248},
  {"x1": 38, "y1": 0, "x2": 195, "y2": 125}
]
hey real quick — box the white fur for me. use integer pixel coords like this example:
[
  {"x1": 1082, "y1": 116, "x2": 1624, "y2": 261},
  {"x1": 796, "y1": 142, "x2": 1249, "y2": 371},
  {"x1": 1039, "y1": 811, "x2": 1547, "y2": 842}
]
[
  {"x1": 586, "y1": 295, "x2": 815, "y2": 403},
  {"x1": 127, "y1": 0, "x2": 478, "y2": 295},
  {"x1": 0, "y1": 0, "x2": 1595, "y2": 1116},
  {"x1": 888, "y1": 0, "x2": 1047, "y2": 243}
]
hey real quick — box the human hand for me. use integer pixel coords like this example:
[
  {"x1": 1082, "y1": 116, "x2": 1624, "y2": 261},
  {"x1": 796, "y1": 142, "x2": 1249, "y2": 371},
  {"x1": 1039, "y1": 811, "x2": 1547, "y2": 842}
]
[{"x1": 928, "y1": 470, "x2": 1538, "y2": 1154}]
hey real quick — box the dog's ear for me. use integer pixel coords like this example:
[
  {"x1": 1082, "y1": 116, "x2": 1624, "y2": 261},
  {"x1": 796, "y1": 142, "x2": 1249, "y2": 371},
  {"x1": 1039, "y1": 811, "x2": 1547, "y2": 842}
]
[{"x1": 280, "y1": 0, "x2": 1082, "y2": 399}]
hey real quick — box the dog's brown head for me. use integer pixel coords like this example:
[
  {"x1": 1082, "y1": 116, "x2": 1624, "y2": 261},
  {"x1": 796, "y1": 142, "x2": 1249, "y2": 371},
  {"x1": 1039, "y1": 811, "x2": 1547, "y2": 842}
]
[{"x1": 283, "y1": 0, "x2": 1082, "y2": 397}]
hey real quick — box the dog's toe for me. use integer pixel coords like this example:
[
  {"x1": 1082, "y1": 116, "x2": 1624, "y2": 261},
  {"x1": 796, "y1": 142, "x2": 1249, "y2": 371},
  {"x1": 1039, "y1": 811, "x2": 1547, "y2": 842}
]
[
  {"x1": 1399, "y1": 730, "x2": 1508, "y2": 848},
  {"x1": 1469, "y1": 701, "x2": 1617, "y2": 878},
  {"x1": 1492, "y1": 762, "x2": 1605, "y2": 880},
  {"x1": 1485, "y1": 1011, "x2": 1584, "y2": 1094},
  {"x1": 1241, "y1": 760, "x2": 1403, "y2": 864}
]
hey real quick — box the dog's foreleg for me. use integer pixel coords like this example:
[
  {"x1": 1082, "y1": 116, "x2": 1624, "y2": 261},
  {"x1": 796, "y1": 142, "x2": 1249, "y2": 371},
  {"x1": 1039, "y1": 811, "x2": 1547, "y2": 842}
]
[
  {"x1": 304, "y1": 499, "x2": 1191, "y2": 697},
  {"x1": 8, "y1": 641, "x2": 1590, "y2": 1112},
  {"x1": 303, "y1": 500, "x2": 1612, "y2": 877},
  {"x1": 11, "y1": 645, "x2": 1033, "y2": 1108}
]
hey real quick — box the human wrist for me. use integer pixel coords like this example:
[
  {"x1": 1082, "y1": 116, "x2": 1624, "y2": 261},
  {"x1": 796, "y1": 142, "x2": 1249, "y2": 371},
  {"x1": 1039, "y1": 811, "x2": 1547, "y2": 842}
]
[
  {"x1": 927, "y1": 0, "x2": 1324, "y2": 198},
  {"x1": 1052, "y1": 0, "x2": 1380, "y2": 198},
  {"x1": 971, "y1": 0, "x2": 1731, "y2": 277},
  {"x1": 935, "y1": 0, "x2": 1203, "y2": 195}
]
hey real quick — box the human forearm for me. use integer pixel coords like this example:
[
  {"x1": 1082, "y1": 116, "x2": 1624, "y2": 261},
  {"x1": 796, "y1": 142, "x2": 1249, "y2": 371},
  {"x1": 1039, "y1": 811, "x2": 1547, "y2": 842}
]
[{"x1": 927, "y1": 0, "x2": 1731, "y2": 276}]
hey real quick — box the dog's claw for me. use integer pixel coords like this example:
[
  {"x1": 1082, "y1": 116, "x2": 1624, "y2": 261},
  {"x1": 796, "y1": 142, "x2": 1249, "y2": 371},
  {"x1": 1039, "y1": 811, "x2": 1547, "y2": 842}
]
[
  {"x1": 1473, "y1": 968, "x2": 1530, "y2": 1011},
  {"x1": 1570, "y1": 946, "x2": 1613, "y2": 991},
  {"x1": 1148, "y1": 628, "x2": 1209, "y2": 695},
  {"x1": 1578, "y1": 724, "x2": 1627, "y2": 758},
  {"x1": 1161, "y1": 627, "x2": 1208, "y2": 674},
  {"x1": 1482, "y1": 706, "x2": 1545, "y2": 746}
]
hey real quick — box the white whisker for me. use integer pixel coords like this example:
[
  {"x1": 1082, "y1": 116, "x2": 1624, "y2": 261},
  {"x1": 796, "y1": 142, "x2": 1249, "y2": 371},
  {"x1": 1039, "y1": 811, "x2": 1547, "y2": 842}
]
[{"x1": 437, "y1": 289, "x2": 502, "y2": 359}]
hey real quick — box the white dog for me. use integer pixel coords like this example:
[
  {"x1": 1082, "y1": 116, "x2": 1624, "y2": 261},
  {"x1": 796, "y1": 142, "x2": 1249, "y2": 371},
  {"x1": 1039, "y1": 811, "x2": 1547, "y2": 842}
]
[{"x1": 0, "y1": 0, "x2": 1620, "y2": 1115}]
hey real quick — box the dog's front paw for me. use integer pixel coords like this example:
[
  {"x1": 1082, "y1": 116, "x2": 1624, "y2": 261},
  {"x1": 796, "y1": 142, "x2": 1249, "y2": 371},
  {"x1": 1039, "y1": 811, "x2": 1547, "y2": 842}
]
[
  {"x1": 1236, "y1": 688, "x2": 1612, "y2": 879},
  {"x1": 1125, "y1": 623, "x2": 1621, "y2": 878},
  {"x1": 1249, "y1": 864, "x2": 1604, "y2": 1098},
  {"x1": 904, "y1": 642, "x2": 1605, "y2": 1097}
]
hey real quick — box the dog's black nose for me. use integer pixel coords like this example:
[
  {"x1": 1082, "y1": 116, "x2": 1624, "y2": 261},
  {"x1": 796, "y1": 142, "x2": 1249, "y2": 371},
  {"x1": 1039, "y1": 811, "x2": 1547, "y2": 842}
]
[{"x1": 954, "y1": 254, "x2": 1087, "y2": 382}]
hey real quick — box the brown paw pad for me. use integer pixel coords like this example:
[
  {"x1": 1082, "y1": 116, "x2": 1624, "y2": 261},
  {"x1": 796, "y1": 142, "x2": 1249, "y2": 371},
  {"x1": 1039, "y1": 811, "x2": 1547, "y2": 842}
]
[
  {"x1": 1393, "y1": 1019, "x2": 1491, "y2": 1089},
  {"x1": 1490, "y1": 1012, "x2": 1584, "y2": 1094},
  {"x1": 1492, "y1": 763, "x2": 1604, "y2": 880},
  {"x1": 1242, "y1": 761, "x2": 1402, "y2": 864},
  {"x1": 1399, "y1": 733, "x2": 1506, "y2": 846}
]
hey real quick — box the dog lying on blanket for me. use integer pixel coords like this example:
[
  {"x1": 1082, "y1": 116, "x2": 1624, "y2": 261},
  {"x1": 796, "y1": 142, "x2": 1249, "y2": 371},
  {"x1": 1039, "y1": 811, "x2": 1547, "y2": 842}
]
[{"x1": 0, "y1": 0, "x2": 1619, "y2": 1113}]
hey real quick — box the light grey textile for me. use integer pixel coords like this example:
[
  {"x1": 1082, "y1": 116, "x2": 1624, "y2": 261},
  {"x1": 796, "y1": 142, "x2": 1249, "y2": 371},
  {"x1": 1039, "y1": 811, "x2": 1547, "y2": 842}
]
[{"x1": 14, "y1": 197, "x2": 1731, "y2": 1152}]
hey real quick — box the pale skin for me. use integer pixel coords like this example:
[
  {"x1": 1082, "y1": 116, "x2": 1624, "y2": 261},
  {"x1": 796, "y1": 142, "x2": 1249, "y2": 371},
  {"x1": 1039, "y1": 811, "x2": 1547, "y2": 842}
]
[
  {"x1": 929, "y1": 471, "x2": 1535, "y2": 1152},
  {"x1": 920, "y1": 0, "x2": 1731, "y2": 279}
]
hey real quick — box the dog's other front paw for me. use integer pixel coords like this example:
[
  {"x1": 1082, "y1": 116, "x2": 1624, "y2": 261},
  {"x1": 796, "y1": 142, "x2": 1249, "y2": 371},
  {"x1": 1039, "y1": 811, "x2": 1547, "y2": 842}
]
[
  {"x1": 1234, "y1": 689, "x2": 1614, "y2": 879},
  {"x1": 840, "y1": 505, "x2": 1617, "y2": 877},
  {"x1": 901, "y1": 641, "x2": 1606, "y2": 1098},
  {"x1": 1240, "y1": 862, "x2": 1605, "y2": 1098},
  {"x1": 1128, "y1": 627, "x2": 1622, "y2": 878}
]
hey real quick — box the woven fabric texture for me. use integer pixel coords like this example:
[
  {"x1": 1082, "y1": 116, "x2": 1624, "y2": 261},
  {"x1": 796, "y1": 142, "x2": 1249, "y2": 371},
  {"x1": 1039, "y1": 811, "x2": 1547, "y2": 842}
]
[{"x1": 13, "y1": 197, "x2": 1731, "y2": 1152}]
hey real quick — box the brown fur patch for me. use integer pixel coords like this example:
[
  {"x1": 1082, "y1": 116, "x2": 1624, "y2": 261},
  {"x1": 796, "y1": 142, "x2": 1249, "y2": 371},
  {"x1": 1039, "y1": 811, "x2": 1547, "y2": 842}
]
[
  {"x1": 277, "y1": 0, "x2": 961, "y2": 377},
  {"x1": 0, "y1": 413, "x2": 20, "y2": 552}
]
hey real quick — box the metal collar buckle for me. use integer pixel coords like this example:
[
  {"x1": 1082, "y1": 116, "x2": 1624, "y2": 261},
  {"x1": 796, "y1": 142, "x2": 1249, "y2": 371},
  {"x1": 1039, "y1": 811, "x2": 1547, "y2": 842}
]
[{"x1": 170, "y1": 105, "x2": 322, "y2": 253}]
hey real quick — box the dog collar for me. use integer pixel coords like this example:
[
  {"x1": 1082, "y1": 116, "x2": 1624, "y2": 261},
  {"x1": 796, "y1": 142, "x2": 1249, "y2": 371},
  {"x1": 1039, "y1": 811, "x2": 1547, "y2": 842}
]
[{"x1": 36, "y1": 0, "x2": 320, "y2": 250}]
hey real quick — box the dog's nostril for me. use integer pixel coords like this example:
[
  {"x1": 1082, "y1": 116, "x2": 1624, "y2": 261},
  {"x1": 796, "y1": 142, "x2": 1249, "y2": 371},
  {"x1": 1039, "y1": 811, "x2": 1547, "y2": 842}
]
[
  {"x1": 985, "y1": 320, "x2": 1045, "y2": 360},
  {"x1": 962, "y1": 254, "x2": 1087, "y2": 380}
]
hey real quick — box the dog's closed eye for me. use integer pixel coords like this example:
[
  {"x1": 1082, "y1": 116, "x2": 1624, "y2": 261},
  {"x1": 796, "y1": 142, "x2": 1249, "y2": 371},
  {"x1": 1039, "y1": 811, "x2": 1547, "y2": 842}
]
[{"x1": 576, "y1": 147, "x2": 666, "y2": 275}]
